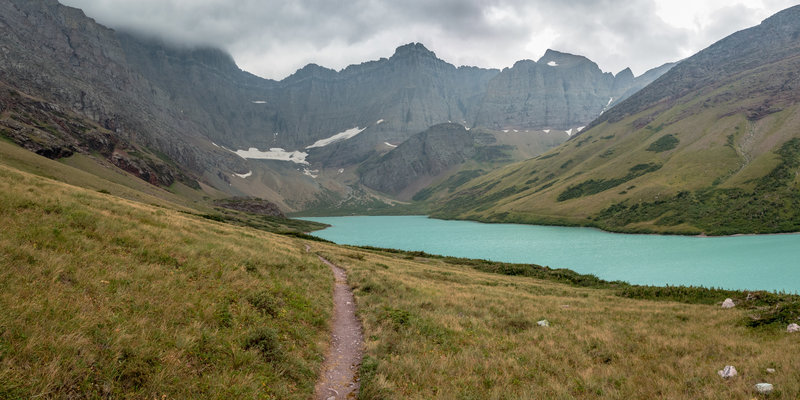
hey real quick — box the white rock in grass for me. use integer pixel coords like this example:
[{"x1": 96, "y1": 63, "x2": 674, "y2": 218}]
[
  {"x1": 787, "y1": 323, "x2": 800, "y2": 333},
  {"x1": 754, "y1": 383, "x2": 774, "y2": 395},
  {"x1": 537, "y1": 319, "x2": 550, "y2": 327},
  {"x1": 766, "y1": 368, "x2": 776, "y2": 374},
  {"x1": 721, "y1": 298, "x2": 735, "y2": 308},
  {"x1": 717, "y1": 365, "x2": 737, "y2": 379}
]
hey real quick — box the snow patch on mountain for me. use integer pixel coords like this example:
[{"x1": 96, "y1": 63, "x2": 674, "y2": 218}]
[
  {"x1": 233, "y1": 170, "x2": 252, "y2": 178},
  {"x1": 233, "y1": 147, "x2": 309, "y2": 165},
  {"x1": 547, "y1": 61, "x2": 559, "y2": 67},
  {"x1": 306, "y1": 126, "x2": 366, "y2": 149}
]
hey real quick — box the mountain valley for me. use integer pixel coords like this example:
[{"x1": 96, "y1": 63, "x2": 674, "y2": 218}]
[
  {"x1": 3, "y1": 1, "x2": 800, "y2": 398},
  {"x1": 0, "y1": 0, "x2": 675, "y2": 214}
]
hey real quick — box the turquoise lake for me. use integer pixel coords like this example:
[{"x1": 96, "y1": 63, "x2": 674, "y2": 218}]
[{"x1": 302, "y1": 215, "x2": 800, "y2": 292}]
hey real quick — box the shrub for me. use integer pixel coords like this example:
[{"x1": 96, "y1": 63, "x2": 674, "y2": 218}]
[
  {"x1": 243, "y1": 326, "x2": 282, "y2": 362},
  {"x1": 247, "y1": 290, "x2": 282, "y2": 317},
  {"x1": 646, "y1": 134, "x2": 679, "y2": 152}
]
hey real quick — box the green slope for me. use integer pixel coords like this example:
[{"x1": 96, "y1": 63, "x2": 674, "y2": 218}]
[{"x1": 431, "y1": 5, "x2": 800, "y2": 235}]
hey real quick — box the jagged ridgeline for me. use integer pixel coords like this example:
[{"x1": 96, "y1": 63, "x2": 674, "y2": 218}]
[
  {"x1": 0, "y1": 0, "x2": 673, "y2": 214},
  {"x1": 431, "y1": 5, "x2": 800, "y2": 235}
]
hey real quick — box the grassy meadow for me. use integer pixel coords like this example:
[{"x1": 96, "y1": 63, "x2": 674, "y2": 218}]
[
  {"x1": 0, "y1": 163, "x2": 332, "y2": 399},
  {"x1": 315, "y1": 246, "x2": 800, "y2": 399},
  {"x1": 0, "y1": 148, "x2": 798, "y2": 399}
]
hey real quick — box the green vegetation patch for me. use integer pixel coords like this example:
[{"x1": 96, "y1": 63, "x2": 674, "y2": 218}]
[
  {"x1": 472, "y1": 145, "x2": 513, "y2": 162},
  {"x1": 413, "y1": 169, "x2": 485, "y2": 201},
  {"x1": 557, "y1": 163, "x2": 661, "y2": 201},
  {"x1": 646, "y1": 134, "x2": 679, "y2": 152},
  {"x1": 597, "y1": 138, "x2": 800, "y2": 234}
]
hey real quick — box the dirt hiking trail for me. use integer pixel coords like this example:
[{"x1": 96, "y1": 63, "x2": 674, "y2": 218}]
[{"x1": 313, "y1": 252, "x2": 363, "y2": 400}]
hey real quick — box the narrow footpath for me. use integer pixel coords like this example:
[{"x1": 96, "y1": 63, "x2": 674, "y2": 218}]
[{"x1": 312, "y1": 252, "x2": 364, "y2": 400}]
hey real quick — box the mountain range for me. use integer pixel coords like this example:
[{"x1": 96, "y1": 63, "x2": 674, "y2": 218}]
[{"x1": 0, "y1": 0, "x2": 673, "y2": 212}]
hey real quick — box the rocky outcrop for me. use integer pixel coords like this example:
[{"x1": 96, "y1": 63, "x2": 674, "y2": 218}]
[
  {"x1": 721, "y1": 298, "x2": 735, "y2": 308},
  {"x1": 718, "y1": 365, "x2": 737, "y2": 379},
  {"x1": 0, "y1": 85, "x2": 187, "y2": 187},
  {"x1": 0, "y1": 0, "x2": 248, "y2": 187}
]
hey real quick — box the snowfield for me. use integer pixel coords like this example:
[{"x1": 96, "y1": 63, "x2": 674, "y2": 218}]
[
  {"x1": 233, "y1": 147, "x2": 309, "y2": 165},
  {"x1": 306, "y1": 127, "x2": 366, "y2": 149}
]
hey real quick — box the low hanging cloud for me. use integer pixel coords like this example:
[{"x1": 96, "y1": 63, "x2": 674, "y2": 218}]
[{"x1": 60, "y1": 0, "x2": 799, "y2": 79}]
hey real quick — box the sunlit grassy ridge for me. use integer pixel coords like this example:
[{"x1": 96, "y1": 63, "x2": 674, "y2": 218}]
[
  {"x1": 0, "y1": 164, "x2": 331, "y2": 399},
  {"x1": 314, "y1": 247, "x2": 800, "y2": 399}
]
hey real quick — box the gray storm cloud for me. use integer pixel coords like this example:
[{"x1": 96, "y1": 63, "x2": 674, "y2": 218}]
[{"x1": 60, "y1": 0, "x2": 799, "y2": 79}]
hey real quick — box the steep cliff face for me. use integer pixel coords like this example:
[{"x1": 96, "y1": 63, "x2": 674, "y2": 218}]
[
  {"x1": 0, "y1": 0, "x2": 248, "y2": 186},
  {"x1": 473, "y1": 50, "x2": 672, "y2": 131},
  {"x1": 250, "y1": 43, "x2": 499, "y2": 151}
]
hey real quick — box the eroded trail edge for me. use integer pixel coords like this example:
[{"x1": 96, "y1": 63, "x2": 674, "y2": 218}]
[{"x1": 313, "y1": 254, "x2": 363, "y2": 400}]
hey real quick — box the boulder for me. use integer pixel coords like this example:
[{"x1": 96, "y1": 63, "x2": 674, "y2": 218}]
[
  {"x1": 787, "y1": 323, "x2": 800, "y2": 333},
  {"x1": 717, "y1": 365, "x2": 737, "y2": 379},
  {"x1": 754, "y1": 383, "x2": 774, "y2": 395},
  {"x1": 766, "y1": 368, "x2": 776, "y2": 374},
  {"x1": 537, "y1": 319, "x2": 550, "y2": 327},
  {"x1": 721, "y1": 298, "x2": 735, "y2": 308}
]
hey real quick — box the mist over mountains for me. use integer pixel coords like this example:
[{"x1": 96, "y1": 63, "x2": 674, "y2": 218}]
[{"x1": 0, "y1": 0, "x2": 672, "y2": 211}]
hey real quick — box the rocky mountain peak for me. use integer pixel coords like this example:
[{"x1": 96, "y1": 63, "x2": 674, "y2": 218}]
[
  {"x1": 612, "y1": 67, "x2": 635, "y2": 92},
  {"x1": 615, "y1": 67, "x2": 634, "y2": 80},
  {"x1": 537, "y1": 49, "x2": 596, "y2": 69},
  {"x1": 284, "y1": 63, "x2": 338, "y2": 82},
  {"x1": 390, "y1": 42, "x2": 438, "y2": 61}
]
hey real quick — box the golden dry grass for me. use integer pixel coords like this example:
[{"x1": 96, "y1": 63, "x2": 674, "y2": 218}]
[
  {"x1": 0, "y1": 163, "x2": 332, "y2": 399},
  {"x1": 314, "y1": 247, "x2": 800, "y2": 399}
]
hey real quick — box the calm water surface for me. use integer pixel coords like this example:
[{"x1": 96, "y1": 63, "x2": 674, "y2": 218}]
[{"x1": 303, "y1": 215, "x2": 800, "y2": 292}]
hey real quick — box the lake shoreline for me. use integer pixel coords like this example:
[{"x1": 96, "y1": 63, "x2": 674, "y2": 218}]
[{"x1": 301, "y1": 215, "x2": 800, "y2": 292}]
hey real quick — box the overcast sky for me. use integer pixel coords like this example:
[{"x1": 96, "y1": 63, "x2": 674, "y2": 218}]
[{"x1": 60, "y1": 0, "x2": 799, "y2": 80}]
